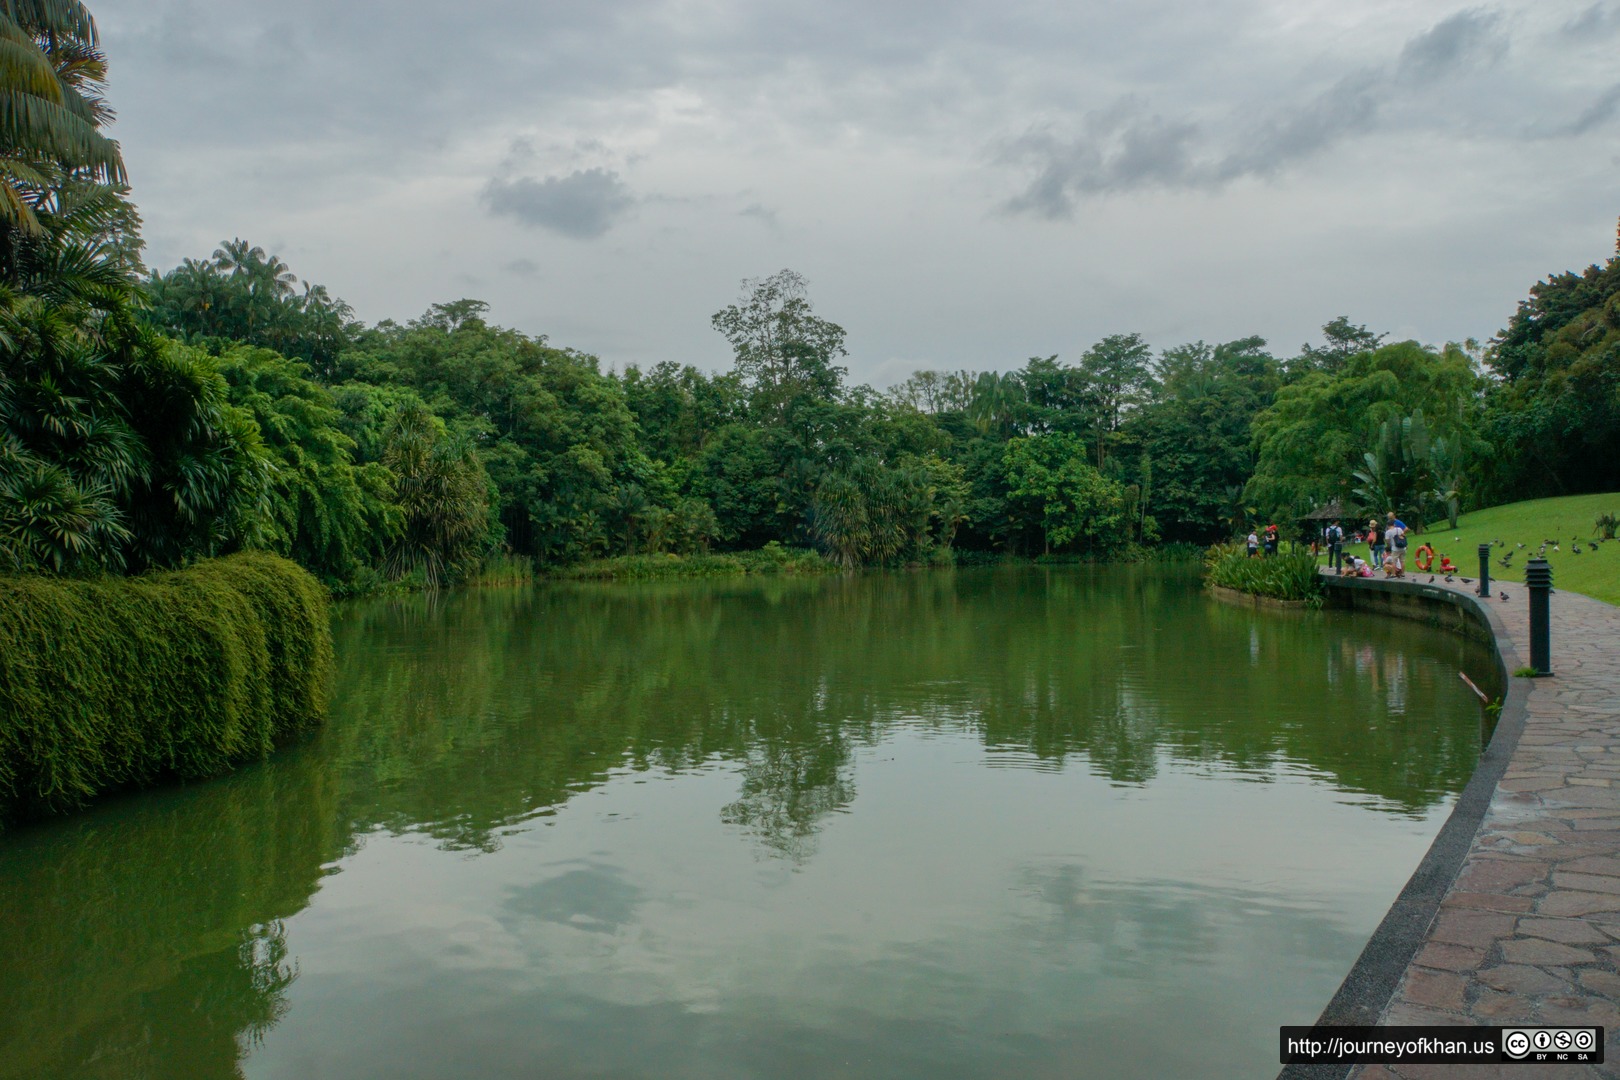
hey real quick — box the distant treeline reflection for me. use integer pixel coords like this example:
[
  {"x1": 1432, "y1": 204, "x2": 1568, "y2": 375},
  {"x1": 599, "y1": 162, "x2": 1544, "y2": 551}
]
[
  {"x1": 326, "y1": 566, "x2": 1491, "y2": 855},
  {"x1": 0, "y1": 568, "x2": 1493, "y2": 1079}
]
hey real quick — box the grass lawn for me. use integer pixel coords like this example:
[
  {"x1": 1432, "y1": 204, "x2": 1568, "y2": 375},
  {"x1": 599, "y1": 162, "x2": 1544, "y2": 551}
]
[{"x1": 1323, "y1": 493, "x2": 1620, "y2": 606}]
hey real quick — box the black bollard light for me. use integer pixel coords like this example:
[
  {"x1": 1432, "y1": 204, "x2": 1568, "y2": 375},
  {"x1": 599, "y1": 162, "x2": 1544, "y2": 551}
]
[
  {"x1": 1478, "y1": 543, "x2": 1491, "y2": 598},
  {"x1": 1526, "y1": 556, "x2": 1553, "y2": 676}
]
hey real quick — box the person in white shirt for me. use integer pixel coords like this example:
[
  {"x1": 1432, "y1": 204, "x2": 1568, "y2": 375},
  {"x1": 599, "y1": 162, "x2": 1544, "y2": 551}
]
[{"x1": 1385, "y1": 512, "x2": 1408, "y2": 576}]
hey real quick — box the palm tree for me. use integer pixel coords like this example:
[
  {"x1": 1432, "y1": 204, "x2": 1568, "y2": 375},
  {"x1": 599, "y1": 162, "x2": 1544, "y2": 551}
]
[
  {"x1": 967, "y1": 371, "x2": 1024, "y2": 436},
  {"x1": 0, "y1": 0, "x2": 125, "y2": 240},
  {"x1": 382, "y1": 404, "x2": 490, "y2": 586}
]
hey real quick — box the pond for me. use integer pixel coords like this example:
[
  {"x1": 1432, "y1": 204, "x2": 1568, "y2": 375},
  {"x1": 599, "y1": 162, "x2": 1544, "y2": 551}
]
[{"x1": 0, "y1": 565, "x2": 1497, "y2": 1079}]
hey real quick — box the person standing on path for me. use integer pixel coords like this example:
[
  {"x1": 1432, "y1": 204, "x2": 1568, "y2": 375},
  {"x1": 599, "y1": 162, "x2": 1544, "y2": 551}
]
[
  {"x1": 1386, "y1": 511, "x2": 1408, "y2": 576},
  {"x1": 1366, "y1": 518, "x2": 1384, "y2": 569},
  {"x1": 1325, "y1": 520, "x2": 1344, "y2": 570}
]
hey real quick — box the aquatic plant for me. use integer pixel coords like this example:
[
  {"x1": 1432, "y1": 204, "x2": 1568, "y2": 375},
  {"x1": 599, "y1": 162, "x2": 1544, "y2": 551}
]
[{"x1": 1203, "y1": 544, "x2": 1325, "y2": 603}]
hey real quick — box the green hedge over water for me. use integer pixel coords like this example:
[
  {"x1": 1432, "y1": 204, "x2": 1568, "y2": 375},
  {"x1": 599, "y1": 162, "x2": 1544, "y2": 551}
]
[{"x1": 0, "y1": 552, "x2": 333, "y2": 824}]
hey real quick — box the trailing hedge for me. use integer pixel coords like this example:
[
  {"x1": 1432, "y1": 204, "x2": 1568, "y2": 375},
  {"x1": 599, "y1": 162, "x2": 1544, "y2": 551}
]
[{"x1": 0, "y1": 552, "x2": 333, "y2": 825}]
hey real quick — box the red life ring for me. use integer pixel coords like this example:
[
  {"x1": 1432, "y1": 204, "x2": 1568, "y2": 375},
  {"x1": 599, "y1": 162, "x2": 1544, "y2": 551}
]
[{"x1": 1414, "y1": 544, "x2": 1435, "y2": 571}]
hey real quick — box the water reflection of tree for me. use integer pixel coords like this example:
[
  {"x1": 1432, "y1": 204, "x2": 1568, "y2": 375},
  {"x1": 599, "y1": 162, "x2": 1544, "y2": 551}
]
[
  {"x1": 0, "y1": 566, "x2": 1498, "y2": 1077},
  {"x1": 0, "y1": 747, "x2": 337, "y2": 1079},
  {"x1": 721, "y1": 732, "x2": 856, "y2": 862},
  {"x1": 322, "y1": 566, "x2": 1492, "y2": 865}
]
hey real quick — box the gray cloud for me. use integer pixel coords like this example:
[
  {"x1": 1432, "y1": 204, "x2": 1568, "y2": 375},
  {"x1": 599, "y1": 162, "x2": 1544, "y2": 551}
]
[
  {"x1": 1396, "y1": 8, "x2": 1505, "y2": 82},
  {"x1": 1562, "y1": 83, "x2": 1620, "y2": 135},
  {"x1": 739, "y1": 203, "x2": 779, "y2": 229},
  {"x1": 504, "y1": 258, "x2": 541, "y2": 277},
  {"x1": 1217, "y1": 71, "x2": 1384, "y2": 182},
  {"x1": 998, "y1": 8, "x2": 1512, "y2": 217},
  {"x1": 999, "y1": 102, "x2": 1203, "y2": 216},
  {"x1": 1562, "y1": 2, "x2": 1620, "y2": 37},
  {"x1": 482, "y1": 168, "x2": 635, "y2": 239}
]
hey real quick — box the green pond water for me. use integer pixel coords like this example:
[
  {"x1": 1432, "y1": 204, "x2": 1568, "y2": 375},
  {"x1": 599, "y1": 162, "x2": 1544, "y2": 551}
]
[{"x1": 0, "y1": 565, "x2": 1497, "y2": 1079}]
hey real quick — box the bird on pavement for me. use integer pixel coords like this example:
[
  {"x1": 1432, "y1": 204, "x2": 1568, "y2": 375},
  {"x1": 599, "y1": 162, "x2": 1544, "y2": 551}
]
[
  {"x1": 1429, "y1": 575, "x2": 1436, "y2": 582},
  {"x1": 1500, "y1": 591, "x2": 1510, "y2": 601},
  {"x1": 1461, "y1": 577, "x2": 1473, "y2": 584}
]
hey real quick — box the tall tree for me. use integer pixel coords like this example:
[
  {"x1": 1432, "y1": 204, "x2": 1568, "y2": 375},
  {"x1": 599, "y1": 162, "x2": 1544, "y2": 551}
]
[
  {"x1": 1292, "y1": 317, "x2": 1387, "y2": 377},
  {"x1": 1003, "y1": 433, "x2": 1127, "y2": 555},
  {"x1": 1480, "y1": 249, "x2": 1620, "y2": 500},
  {"x1": 711, "y1": 270, "x2": 847, "y2": 420},
  {"x1": 1076, "y1": 333, "x2": 1152, "y2": 468}
]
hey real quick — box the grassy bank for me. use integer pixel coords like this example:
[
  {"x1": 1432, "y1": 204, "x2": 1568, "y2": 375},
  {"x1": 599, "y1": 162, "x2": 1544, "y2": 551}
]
[
  {"x1": 555, "y1": 543, "x2": 837, "y2": 581},
  {"x1": 1327, "y1": 494, "x2": 1620, "y2": 606},
  {"x1": 0, "y1": 552, "x2": 334, "y2": 826}
]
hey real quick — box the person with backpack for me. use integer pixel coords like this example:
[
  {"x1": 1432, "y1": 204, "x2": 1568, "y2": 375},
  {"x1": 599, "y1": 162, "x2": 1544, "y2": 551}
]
[
  {"x1": 1366, "y1": 519, "x2": 1384, "y2": 569},
  {"x1": 1324, "y1": 520, "x2": 1344, "y2": 571},
  {"x1": 1386, "y1": 512, "x2": 1408, "y2": 577}
]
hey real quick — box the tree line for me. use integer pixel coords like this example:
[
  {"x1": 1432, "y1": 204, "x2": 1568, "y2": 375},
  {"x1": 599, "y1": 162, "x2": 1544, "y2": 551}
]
[{"x1": 4, "y1": 1, "x2": 1618, "y2": 589}]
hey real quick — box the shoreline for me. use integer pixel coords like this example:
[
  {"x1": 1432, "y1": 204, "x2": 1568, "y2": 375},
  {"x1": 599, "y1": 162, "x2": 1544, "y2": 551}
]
[{"x1": 1281, "y1": 572, "x2": 1620, "y2": 1077}]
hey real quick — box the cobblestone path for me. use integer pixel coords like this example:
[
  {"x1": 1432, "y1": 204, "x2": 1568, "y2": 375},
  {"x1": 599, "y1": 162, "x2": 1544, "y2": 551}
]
[{"x1": 1347, "y1": 577, "x2": 1620, "y2": 1079}]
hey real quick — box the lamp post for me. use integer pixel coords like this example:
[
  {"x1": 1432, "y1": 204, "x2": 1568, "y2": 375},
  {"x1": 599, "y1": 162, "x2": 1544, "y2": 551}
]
[{"x1": 1477, "y1": 544, "x2": 1491, "y2": 598}]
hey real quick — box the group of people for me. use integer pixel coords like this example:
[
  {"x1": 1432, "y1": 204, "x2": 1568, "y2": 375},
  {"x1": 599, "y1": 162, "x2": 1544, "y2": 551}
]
[
  {"x1": 1245, "y1": 524, "x2": 1280, "y2": 557},
  {"x1": 1244, "y1": 512, "x2": 1413, "y2": 575},
  {"x1": 1326, "y1": 513, "x2": 1411, "y2": 577}
]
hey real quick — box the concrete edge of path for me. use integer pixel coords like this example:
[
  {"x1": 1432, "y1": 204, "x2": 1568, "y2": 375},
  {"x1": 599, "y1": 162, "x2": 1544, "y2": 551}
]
[{"x1": 1278, "y1": 574, "x2": 1534, "y2": 1080}]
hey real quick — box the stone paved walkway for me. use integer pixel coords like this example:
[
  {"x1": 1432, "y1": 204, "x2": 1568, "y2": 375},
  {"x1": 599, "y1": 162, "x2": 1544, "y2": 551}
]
[{"x1": 1342, "y1": 575, "x2": 1620, "y2": 1079}]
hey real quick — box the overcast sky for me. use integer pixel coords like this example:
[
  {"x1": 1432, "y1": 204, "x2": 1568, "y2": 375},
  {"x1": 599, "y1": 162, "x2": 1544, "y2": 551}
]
[{"x1": 97, "y1": 0, "x2": 1619, "y2": 386}]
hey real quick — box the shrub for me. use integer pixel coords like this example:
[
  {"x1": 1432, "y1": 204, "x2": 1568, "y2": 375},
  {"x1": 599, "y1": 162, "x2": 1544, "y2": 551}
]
[
  {"x1": 0, "y1": 552, "x2": 333, "y2": 825},
  {"x1": 1203, "y1": 544, "x2": 1325, "y2": 603},
  {"x1": 556, "y1": 544, "x2": 835, "y2": 581}
]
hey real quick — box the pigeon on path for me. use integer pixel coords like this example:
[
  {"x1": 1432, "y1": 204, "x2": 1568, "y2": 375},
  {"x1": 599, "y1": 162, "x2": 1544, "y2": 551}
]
[{"x1": 1500, "y1": 591, "x2": 1510, "y2": 601}]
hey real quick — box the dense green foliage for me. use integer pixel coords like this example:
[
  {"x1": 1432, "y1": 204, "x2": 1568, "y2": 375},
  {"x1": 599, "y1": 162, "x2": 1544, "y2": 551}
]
[
  {"x1": 212, "y1": 346, "x2": 397, "y2": 586},
  {"x1": 1204, "y1": 545, "x2": 1325, "y2": 603},
  {"x1": 144, "y1": 239, "x2": 356, "y2": 378},
  {"x1": 7, "y1": 1, "x2": 1620, "y2": 591},
  {"x1": 0, "y1": 552, "x2": 332, "y2": 823},
  {"x1": 1482, "y1": 253, "x2": 1620, "y2": 502}
]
